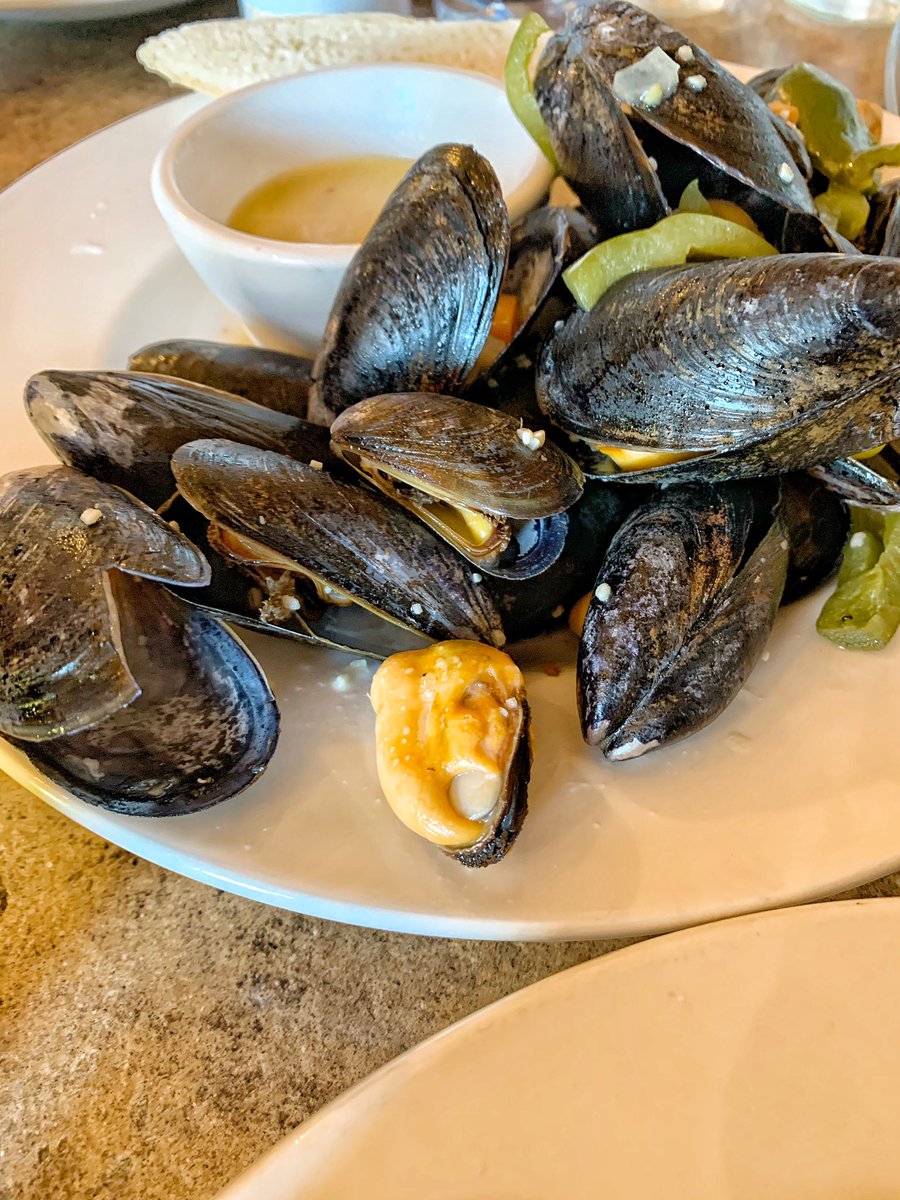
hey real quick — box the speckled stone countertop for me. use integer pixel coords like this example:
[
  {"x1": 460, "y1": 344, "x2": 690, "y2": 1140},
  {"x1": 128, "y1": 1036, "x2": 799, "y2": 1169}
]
[{"x1": 0, "y1": 5, "x2": 898, "y2": 1199}]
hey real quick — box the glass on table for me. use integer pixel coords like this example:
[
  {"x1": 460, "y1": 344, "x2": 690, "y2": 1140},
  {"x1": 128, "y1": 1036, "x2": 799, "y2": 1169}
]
[
  {"x1": 433, "y1": 0, "x2": 737, "y2": 23},
  {"x1": 887, "y1": 14, "x2": 900, "y2": 111},
  {"x1": 785, "y1": 0, "x2": 900, "y2": 23}
]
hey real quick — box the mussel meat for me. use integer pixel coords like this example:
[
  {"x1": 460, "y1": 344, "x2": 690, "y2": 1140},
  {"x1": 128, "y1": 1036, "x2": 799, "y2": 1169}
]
[{"x1": 371, "y1": 640, "x2": 531, "y2": 867}]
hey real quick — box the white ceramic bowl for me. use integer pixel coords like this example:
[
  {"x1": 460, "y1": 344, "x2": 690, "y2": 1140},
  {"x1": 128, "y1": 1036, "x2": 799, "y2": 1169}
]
[{"x1": 152, "y1": 65, "x2": 554, "y2": 355}]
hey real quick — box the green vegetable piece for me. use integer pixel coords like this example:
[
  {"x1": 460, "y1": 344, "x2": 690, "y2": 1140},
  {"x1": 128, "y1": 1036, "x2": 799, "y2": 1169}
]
[
  {"x1": 814, "y1": 181, "x2": 871, "y2": 240},
  {"x1": 817, "y1": 513, "x2": 900, "y2": 651},
  {"x1": 562, "y1": 212, "x2": 777, "y2": 311},
  {"x1": 504, "y1": 13, "x2": 559, "y2": 172},
  {"x1": 678, "y1": 179, "x2": 713, "y2": 215},
  {"x1": 776, "y1": 63, "x2": 899, "y2": 191}
]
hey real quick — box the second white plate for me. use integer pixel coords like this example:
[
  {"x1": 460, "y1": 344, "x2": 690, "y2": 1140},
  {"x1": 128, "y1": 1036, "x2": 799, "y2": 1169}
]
[{"x1": 2, "y1": 87, "x2": 899, "y2": 940}]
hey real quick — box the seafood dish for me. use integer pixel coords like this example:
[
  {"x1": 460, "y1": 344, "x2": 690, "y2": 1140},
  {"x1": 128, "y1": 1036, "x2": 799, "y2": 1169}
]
[{"x1": 4, "y1": 1, "x2": 900, "y2": 869}]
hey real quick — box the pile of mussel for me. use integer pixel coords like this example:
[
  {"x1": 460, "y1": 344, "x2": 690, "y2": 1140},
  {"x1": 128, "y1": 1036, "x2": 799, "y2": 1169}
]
[{"x1": 3, "y1": 1, "x2": 900, "y2": 866}]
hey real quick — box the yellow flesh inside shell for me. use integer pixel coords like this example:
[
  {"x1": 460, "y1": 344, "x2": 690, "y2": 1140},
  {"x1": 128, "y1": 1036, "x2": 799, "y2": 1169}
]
[
  {"x1": 591, "y1": 444, "x2": 704, "y2": 471},
  {"x1": 370, "y1": 640, "x2": 526, "y2": 849},
  {"x1": 351, "y1": 456, "x2": 507, "y2": 556}
]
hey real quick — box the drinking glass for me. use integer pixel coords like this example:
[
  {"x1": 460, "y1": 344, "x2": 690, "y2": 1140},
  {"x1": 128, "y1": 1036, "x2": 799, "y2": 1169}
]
[
  {"x1": 886, "y1": 15, "x2": 900, "y2": 111},
  {"x1": 786, "y1": 0, "x2": 900, "y2": 23},
  {"x1": 433, "y1": 0, "x2": 730, "y2": 22}
]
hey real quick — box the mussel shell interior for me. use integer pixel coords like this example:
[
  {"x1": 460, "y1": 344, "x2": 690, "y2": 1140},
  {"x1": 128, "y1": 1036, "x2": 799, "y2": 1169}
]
[
  {"x1": 12, "y1": 574, "x2": 279, "y2": 816},
  {"x1": 0, "y1": 466, "x2": 209, "y2": 741}
]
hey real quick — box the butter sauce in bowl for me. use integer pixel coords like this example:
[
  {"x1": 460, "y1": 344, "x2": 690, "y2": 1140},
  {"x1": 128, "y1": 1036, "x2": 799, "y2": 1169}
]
[{"x1": 152, "y1": 64, "x2": 554, "y2": 353}]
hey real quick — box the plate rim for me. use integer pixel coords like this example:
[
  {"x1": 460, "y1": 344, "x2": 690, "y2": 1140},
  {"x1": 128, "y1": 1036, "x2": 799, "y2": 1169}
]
[
  {"x1": 3, "y1": 77, "x2": 900, "y2": 942},
  {"x1": 212, "y1": 896, "x2": 900, "y2": 1199}
]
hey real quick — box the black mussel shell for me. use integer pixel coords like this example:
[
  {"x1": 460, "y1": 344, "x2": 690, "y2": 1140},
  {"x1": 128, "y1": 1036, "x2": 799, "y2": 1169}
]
[
  {"x1": 536, "y1": 4, "x2": 827, "y2": 249},
  {"x1": 488, "y1": 483, "x2": 638, "y2": 641},
  {"x1": 309, "y1": 144, "x2": 509, "y2": 425},
  {"x1": 537, "y1": 255, "x2": 900, "y2": 482},
  {"x1": 535, "y1": 25, "x2": 668, "y2": 237},
  {"x1": 779, "y1": 473, "x2": 849, "y2": 605},
  {"x1": 810, "y1": 448, "x2": 900, "y2": 510},
  {"x1": 12, "y1": 573, "x2": 278, "y2": 815},
  {"x1": 128, "y1": 339, "x2": 313, "y2": 417},
  {"x1": 26, "y1": 370, "x2": 333, "y2": 511},
  {"x1": 172, "y1": 439, "x2": 506, "y2": 648},
  {"x1": 0, "y1": 466, "x2": 209, "y2": 740},
  {"x1": 578, "y1": 481, "x2": 787, "y2": 759}
]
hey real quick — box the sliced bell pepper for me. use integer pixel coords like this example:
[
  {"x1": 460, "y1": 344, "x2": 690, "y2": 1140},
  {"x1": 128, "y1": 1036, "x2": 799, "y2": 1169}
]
[
  {"x1": 504, "y1": 13, "x2": 559, "y2": 173},
  {"x1": 563, "y1": 212, "x2": 777, "y2": 311}
]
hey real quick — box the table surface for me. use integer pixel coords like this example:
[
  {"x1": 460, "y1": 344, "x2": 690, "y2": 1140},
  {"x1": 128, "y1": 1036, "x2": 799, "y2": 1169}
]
[{"x1": 0, "y1": 5, "x2": 897, "y2": 1199}]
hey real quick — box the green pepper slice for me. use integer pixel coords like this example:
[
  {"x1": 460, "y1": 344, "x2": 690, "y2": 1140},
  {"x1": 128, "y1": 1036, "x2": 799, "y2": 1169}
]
[
  {"x1": 562, "y1": 212, "x2": 777, "y2": 311},
  {"x1": 817, "y1": 511, "x2": 900, "y2": 651},
  {"x1": 814, "y1": 180, "x2": 871, "y2": 240},
  {"x1": 775, "y1": 63, "x2": 900, "y2": 191},
  {"x1": 504, "y1": 13, "x2": 558, "y2": 172}
]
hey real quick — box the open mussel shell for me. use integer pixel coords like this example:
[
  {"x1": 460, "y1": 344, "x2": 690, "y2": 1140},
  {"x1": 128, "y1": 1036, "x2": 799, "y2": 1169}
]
[
  {"x1": 467, "y1": 206, "x2": 597, "y2": 423},
  {"x1": 11, "y1": 573, "x2": 279, "y2": 816},
  {"x1": 537, "y1": 255, "x2": 900, "y2": 483},
  {"x1": 535, "y1": 3, "x2": 828, "y2": 250},
  {"x1": 171, "y1": 439, "x2": 506, "y2": 649},
  {"x1": 330, "y1": 393, "x2": 583, "y2": 578},
  {"x1": 0, "y1": 466, "x2": 209, "y2": 740},
  {"x1": 779, "y1": 473, "x2": 849, "y2": 605},
  {"x1": 810, "y1": 448, "x2": 900, "y2": 510},
  {"x1": 861, "y1": 179, "x2": 900, "y2": 256},
  {"x1": 26, "y1": 370, "x2": 333, "y2": 511},
  {"x1": 308, "y1": 144, "x2": 509, "y2": 425},
  {"x1": 578, "y1": 482, "x2": 787, "y2": 760},
  {"x1": 454, "y1": 699, "x2": 531, "y2": 868},
  {"x1": 128, "y1": 339, "x2": 313, "y2": 417},
  {"x1": 534, "y1": 21, "x2": 668, "y2": 238}
]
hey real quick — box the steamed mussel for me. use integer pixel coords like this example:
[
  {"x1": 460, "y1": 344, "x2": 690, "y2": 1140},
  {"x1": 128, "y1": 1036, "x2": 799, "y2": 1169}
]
[
  {"x1": 0, "y1": 467, "x2": 278, "y2": 813},
  {"x1": 537, "y1": 254, "x2": 900, "y2": 483},
  {"x1": 371, "y1": 641, "x2": 531, "y2": 867},
  {"x1": 578, "y1": 483, "x2": 787, "y2": 759},
  {"x1": 330, "y1": 393, "x2": 583, "y2": 578},
  {"x1": 309, "y1": 143, "x2": 510, "y2": 425},
  {"x1": 171, "y1": 438, "x2": 506, "y2": 651},
  {"x1": 531, "y1": 1, "x2": 836, "y2": 251}
]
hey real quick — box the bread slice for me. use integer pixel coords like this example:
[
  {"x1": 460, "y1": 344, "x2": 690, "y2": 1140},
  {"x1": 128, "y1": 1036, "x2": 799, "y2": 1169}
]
[{"x1": 137, "y1": 14, "x2": 520, "y2": 97}]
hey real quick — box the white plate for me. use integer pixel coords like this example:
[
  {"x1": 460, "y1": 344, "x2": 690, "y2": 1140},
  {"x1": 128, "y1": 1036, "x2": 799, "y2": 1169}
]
[
  {"x1": 2, "y1": 88, "x2": 900, "y2": 941},
  {"x1": 215, "y1": 899, "x2": 900, "y2": 1199},
  {"x1": 0, "y1": 0, "x2": 193, "y2": 22}
]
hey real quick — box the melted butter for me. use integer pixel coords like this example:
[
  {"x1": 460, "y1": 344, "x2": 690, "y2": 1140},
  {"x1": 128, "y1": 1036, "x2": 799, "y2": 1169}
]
[
  {"x1": 228, "y1": 155, "x2": 414, "y2": 245},
  {"x1": 370, "y1": 641, "x2": 525, "y2": 849}
]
